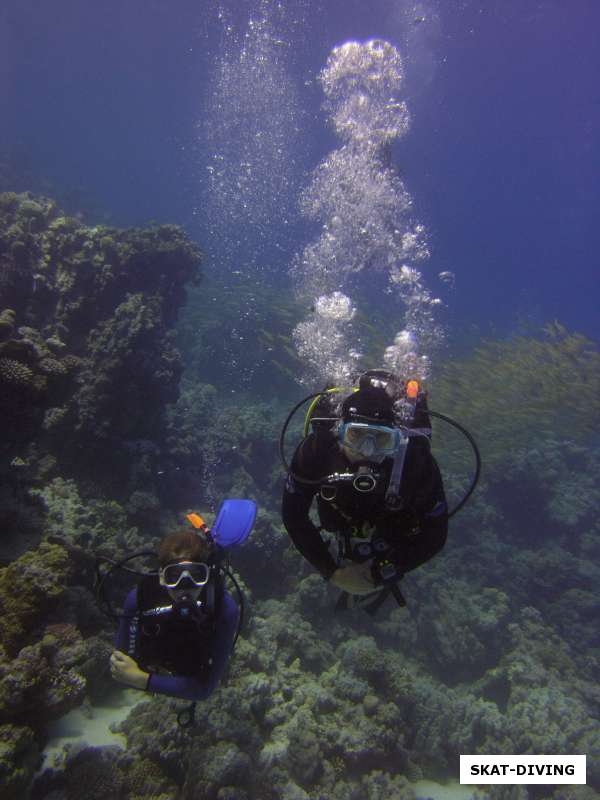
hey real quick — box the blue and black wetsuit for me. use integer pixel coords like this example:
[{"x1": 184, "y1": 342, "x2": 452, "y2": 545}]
[{"x1": 115, "y1": 584, "x2": 238, "y2": 701}]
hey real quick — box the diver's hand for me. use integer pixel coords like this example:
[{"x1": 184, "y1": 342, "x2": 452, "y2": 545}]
[
  {"x1": 110, "y1": 650, "x2": 149, "y2": 690},
  {"x1": 330, "y1": 562, "x2": 376, "y2": 595}
]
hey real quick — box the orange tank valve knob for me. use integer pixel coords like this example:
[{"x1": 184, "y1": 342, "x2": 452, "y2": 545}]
[
  {"x1": 406, "y1": 380, "x2": 420, "y2": 400},
  {"x1": 186, "y1": 512, "x2": 207, "y2": 531}
]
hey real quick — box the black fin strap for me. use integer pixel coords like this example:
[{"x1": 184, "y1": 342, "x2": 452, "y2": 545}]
[
  {"x1": 390, "y1": 583, "x2": 407, "y2": 608},
  {"x1": 362, "y1": 587, "x2": 391, "y2": 616},
  {"x1": 334, "y1": 591, "x2": 351, "y2": 612},
  {"x1": 362, "y1": 583, "x2": 407, "y2": 616}
]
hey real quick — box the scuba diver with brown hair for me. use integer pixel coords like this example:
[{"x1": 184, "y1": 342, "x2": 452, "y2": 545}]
[
  {"x1": 280, "y1": 370, "x2": 480, "y2": 613},
  {"x1": 110, "y1": 529, "x2": 238, "y2": 699},
  {"x1": 98, "y1": 500, "x2": 256, "y2": 706}
]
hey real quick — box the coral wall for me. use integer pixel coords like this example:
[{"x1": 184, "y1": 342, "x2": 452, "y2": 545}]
[{"x1": 0, "y1": 192, "x2": 202, "y2": 556}]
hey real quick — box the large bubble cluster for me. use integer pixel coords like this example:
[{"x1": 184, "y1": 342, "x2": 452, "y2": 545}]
[
  {"x1": 293, "y1": 290, "x2": 361, "y2": 385},
  {"x1": 295, "y1": 145, "x2": 422, "y2": 297},
  {"x1": 314, "y1": 291, "x2": 356, "y2": 322},
  {"x1": 292, "y1": 39, "x2": 444, "y2": 386},
  {"x1": 320, "y1": 39, "x2": 410, "y2": 146}
]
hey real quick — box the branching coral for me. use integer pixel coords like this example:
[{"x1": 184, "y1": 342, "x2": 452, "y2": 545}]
[
  {"x1": 432, "y1": 324, "x2": 600, "y2": 472},
  {"x1": 31, "y1": 477, "x2": 146, "y2": 556},
  {"x1": 412, "y1": 581, "x2": 511, "y2": 681}
]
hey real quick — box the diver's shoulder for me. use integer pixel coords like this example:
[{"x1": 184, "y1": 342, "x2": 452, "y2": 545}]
[{"x1": 294, "y1": 432, "x2": 337, "y2": 475}]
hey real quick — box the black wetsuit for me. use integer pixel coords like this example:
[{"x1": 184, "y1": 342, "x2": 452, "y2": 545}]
[{"x1": 281, "y1": 428, "x2": 448, "y2": 582}]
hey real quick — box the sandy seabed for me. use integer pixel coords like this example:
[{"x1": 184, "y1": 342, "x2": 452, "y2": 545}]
[{"x1": 41, "y1": 690, "x2": 142, "y2": 770}]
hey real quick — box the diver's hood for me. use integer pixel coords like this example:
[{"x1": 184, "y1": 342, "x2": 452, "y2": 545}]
[{"x1": 341, "y1": 386, "x2": 395, "y2": 425}]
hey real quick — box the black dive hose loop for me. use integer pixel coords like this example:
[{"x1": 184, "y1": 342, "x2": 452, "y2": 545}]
[
  {"x1": 427, "y1": 410, "x2": 481, "y2": 518},
  {"x1": 95, "y1": 551, "x2": 158, "y2": 620},
  {"x1": 278, "y1": 391, "x2": 327, "y2": 480},
  {"x1": 223, "y1": 566, "x2": 245, "y2": 646},
  {"x1": 279, "y1": 393, "x2": 481, "y2": 517}
]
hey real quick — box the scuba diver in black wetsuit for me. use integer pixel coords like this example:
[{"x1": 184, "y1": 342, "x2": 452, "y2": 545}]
[{"x1": 280, "y1": 369, "x2": 480, "y2": 613}]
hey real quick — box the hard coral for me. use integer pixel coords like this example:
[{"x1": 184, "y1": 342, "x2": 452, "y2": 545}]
[
  {"x1": 0, "y1": 542, "x2": 73, "y2": 656},
  {"x1": 0, "y1": 308, "x2": 16, "y2": 340},
  {"x1": 31, "y1": 476, "x2": 143, "y2": 555},
  {"x1": 0, "y1": 723, "x2": 39, "y2": 800},
  {"x1": 123, "y1": 755, "x2": 178, "y2": 799},
  {"x1": 190, "y1": 742, "x2": 252, "y2": 793},
  {"x1": 63, "y1": 746, "x2": 124, "y2": 800},
  {"x1": 38, "y1": 357, "x2": 68, "y2": 376},
  {"x1": 0, "y1": 357, "x2": 33, "y2": 388}
]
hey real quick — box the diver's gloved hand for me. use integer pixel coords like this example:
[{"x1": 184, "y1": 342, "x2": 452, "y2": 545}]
[
  {"x1": 330, "y1": 562, "x2": 376, "y2": 595},
  {"x1": 110, "y1": 650, "x2": 149, "y2": 690}
]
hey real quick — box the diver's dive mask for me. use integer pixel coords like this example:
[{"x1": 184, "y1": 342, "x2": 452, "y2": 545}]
[
  {"x1": 338, "y1": 421, "x2": 400, "y2": 463},
  {"x1": 159, "y1": 561, "x2": 211, "y2": 589}
]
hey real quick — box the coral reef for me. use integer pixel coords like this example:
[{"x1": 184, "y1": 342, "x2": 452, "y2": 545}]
[
  {"x1": 0, "y1": 192, "x2": 203, "y2": 566},
  {"x1": 0, "y1": 723, "x2": 40, "y2": 800},
  {"x1": 31, "y1": 477, "x2": 146, "y2": 554},
  {"x1": 0, "y1": 541, "x2": 115, "y2": 798},
  {"x1": 32, "y1": 745, "x2": 179, "y2": 800},
  {"x1": 0, "y1": 191, "x2": 202, "y2": 506},
  {"x1": 0, "y1": 542, "x2": 73, "y2": 656}
]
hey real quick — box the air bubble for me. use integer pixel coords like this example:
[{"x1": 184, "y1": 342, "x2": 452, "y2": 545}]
[{"x1": 291, "y1": 39, "x2": 445, "y2": 385}]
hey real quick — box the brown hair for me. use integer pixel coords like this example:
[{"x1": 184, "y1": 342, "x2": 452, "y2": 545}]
[{"x1": 158, "y1": 531, "x2": 213, "y2": 566}]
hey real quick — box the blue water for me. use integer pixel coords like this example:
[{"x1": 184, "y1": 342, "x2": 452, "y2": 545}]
[{"x1": 1, "y1": 0, "x2": 598, "y2": 340}]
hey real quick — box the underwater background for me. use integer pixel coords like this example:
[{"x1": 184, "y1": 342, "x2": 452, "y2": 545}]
[{"x1": 0, "y1": 1, "x2": 599, "y2": 799}]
